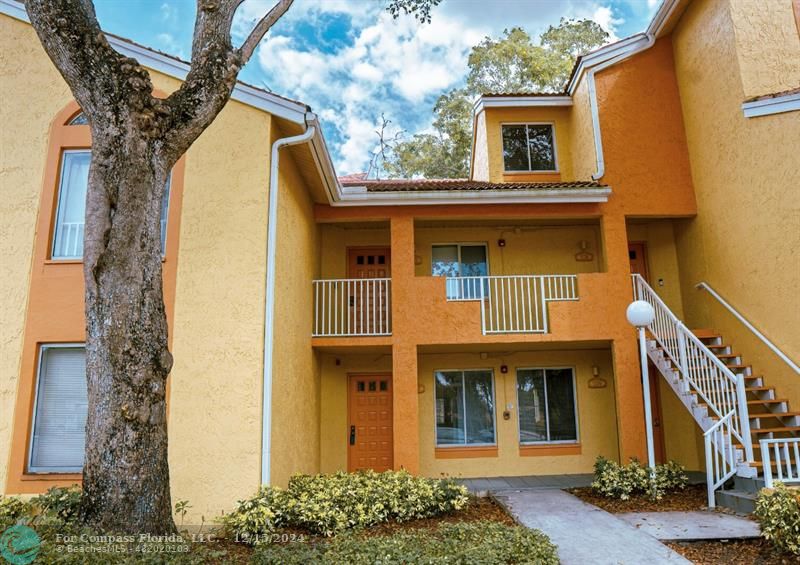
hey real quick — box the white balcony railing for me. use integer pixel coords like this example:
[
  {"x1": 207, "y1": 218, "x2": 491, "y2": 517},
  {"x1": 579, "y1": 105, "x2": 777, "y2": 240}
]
[
  {"x1": 445, "y1": 275, "x2": 579, "y2": 334},
  {"x1": 760, "y1": 438, "x2": 800, "y2": 488},
  {"x1": 313, "y1": 278, "x2": 391, "y2": 337}
]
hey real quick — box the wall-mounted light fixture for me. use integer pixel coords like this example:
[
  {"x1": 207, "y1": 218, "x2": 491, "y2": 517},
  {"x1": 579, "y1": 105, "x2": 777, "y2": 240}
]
[
  {"x1": 500, "y1": 364, "x2": 508, "y2": 374},
  {"x1": 588, "y1": 365, "x2": 607, "y2": 388},
  {"x1": 498, "y1": 239, "x2": 506, "y2": 247}
]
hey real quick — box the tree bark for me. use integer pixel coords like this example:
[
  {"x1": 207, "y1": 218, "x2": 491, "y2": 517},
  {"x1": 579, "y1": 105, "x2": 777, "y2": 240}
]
[{"x1": 25, "y1": 0, "x2": 294, "y2": 534}]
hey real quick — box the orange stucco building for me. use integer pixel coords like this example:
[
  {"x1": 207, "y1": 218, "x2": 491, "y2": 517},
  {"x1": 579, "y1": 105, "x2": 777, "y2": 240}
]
[{"x1": 1, "y1": 0, "x2": 798, "y2": 521}]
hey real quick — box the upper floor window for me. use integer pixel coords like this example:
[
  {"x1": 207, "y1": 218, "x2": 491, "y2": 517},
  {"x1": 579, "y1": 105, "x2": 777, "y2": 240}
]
[
  {"x1": 52, "y1": 150, "x2": 171, "y2": 259},
  {"x1": 432, "y1": 243, "x2": 488, "y2": 299},
  {"x1": 502, "y1": 124, "x2": 557, "y2": 172}
]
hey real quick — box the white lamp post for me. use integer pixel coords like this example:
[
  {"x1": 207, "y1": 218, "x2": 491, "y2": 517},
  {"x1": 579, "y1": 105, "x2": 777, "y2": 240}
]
[{"x1": 627, "y1": 300, "x2": 657, "y2": 473}]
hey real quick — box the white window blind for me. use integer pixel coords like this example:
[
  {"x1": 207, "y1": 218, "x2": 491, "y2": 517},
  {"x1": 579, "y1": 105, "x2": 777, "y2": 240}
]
[{"x1": 29, "y1": 346, "x2": 87, "y2": 472}]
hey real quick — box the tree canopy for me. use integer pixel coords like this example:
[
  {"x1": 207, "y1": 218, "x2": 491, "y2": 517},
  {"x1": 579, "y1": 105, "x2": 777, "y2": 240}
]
[{"x1": 381, "y1": 18, "x2": 609, "y2": 179}]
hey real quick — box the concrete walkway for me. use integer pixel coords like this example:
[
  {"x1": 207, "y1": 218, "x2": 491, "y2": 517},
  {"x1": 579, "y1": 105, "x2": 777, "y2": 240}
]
[
  {"x1": 617, "y1": 511, "x2": 760, "y2": 541},
  {"x1": 493, "y1": 489, "x2": 691, "y2": 565}
]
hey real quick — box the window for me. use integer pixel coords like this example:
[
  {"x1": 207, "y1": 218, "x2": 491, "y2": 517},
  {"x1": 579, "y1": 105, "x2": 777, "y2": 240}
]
[
  {"x1": 51, "y1": 150, "x2": 171, "y2": 259},
  {"x1": 432, "y1": 244, "x2": 488, "y2": 299},
  {"x1": 517, "y1": 368, "x2": 578, "y2": 444},
  {"x1": 502, "y1": 124, "x2": 557, "y2": 172},
  {"x1": 435, "y1": 370, "x2": 496, "y2": 446},
  {"x1": 68, "y1": 112, "x2": 88, "y2": 125},
  {"x1": 29, "y1": 345, "x2": 87, "y2": 472}
]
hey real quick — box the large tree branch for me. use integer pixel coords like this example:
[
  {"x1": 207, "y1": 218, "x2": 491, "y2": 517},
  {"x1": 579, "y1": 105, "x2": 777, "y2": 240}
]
[
  {"x1": 238, "y1": 0, "x2": 293, "y2": 65},
  {"x1": 161, "y1": 0, "x2": 293, "y2": 159}
]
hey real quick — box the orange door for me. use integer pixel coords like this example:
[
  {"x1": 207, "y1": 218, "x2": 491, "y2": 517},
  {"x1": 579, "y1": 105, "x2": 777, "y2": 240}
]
[
  {"x1": 347, "y1": 248, "x2": 391, "y2": 334},
  {"x1": 649, "y1": 369, "x2": 667, "y2": 464},
  {"x1": 628, "y1": 242, "x2": 649, "y2": 282},
  {"x1": 348, "y1": 375, "x2": 393, "y2": 472}
]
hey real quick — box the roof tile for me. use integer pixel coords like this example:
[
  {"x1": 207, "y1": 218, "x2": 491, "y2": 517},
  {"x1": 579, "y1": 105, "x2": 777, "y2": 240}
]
[{"x1": 339, "y1": 178, "x2": 608, "y2": 193}]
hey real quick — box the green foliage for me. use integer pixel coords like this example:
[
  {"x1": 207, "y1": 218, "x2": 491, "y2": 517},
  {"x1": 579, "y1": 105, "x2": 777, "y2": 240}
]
[
  {"x1": 755, "y1": 483, "x2": 800, "y2": 555},
  {"x1": 0, "y1": 495, "x2": 33, "y2": 527},
  {"x1": 386, "y1": 0, "x2": 443, "y2": 23},
  {"x1": 222, "y1": 470, "x2": 470, "y2": 540},
  {"x1": 254, "y1": 520, "x2": 559, "y2": 565},
  {"x1": 591, "y1": 456, "x2": 689, "y2": 500},
  {"x1": 384, "y1": 19, "x2": 608, "y2": 179},
  {"x1": 31, "y1": 486, "x2": 82, "y2": 522}
]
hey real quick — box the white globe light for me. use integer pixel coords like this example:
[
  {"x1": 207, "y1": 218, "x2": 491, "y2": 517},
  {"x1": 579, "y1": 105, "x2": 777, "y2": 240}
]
[{"x1": 626, "y1": 300, "x2": 655, "y2": 327}]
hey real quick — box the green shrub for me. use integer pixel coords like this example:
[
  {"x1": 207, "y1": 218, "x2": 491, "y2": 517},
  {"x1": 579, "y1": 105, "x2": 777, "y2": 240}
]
[
  {"x1": 32, "y1": 486, "x2": 82, "y2": 522},
  {"x1": 253, "y1": 520, "x2": 559, "y2": 565},
  {"x1": 0, "y1": 495, "x2": 33, "y2": 527},
  {"x1": 222, "y1": 470, "x2": 470, "y2": 539},
  {"x1": 591, "y1": 456, "x2": 688, "y2": 500},
  {"x1": 755, "y1": 483, "x2": 800, "y2": 556}
]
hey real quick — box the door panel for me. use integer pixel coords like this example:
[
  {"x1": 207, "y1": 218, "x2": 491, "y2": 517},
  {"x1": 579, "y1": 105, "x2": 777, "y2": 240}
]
[
  {"x1": 649, "y1": 369, "x2": 667, "y2": 464},
  {"x1": 628, "y1": 242, "x2": 649, "y2": 282},
  {"x1": 348, "y1": 375, "x2": 393, "y2": 472},
  {"x1": 347, "y1": 248, "x2": 390, "y2": 334}
]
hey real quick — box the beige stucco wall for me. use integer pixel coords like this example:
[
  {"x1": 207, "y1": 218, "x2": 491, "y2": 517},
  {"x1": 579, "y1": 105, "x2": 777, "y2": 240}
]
[
  {"x1": 269, "y1": 137, "x2": 322, "y2": 488},
  {"x1": 568, "y1": 78, "x2": 598, "y2": 181},
  {"x1": 672, "y1": 0, "x2": 800, "y2": 405},
  {"x1": 728, "y1": 0, "x2": 800, "y2": 98},
  {"x1": 471, "y1": 111, "x2": 490, "y2": 181},
  {"x1": 413, "y1": 224, "x2": 603, "y2": 277},
  {"x1": 0, "y1": 16, "x2": 73, "y2": 493}
]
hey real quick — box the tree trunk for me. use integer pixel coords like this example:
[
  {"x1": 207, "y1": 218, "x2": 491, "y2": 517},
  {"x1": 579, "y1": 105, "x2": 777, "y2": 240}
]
[{"x1": 80, "y1": 128, "x2": 175, "y2": 534}]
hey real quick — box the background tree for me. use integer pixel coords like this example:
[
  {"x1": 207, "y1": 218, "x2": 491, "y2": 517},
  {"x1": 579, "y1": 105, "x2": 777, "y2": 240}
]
[
  {"x1": 384, "y1": 18, "x2": 608, "y2": 179},
  {"x1": 25, "y1": 0, "x2": 294, "y2": 534}
]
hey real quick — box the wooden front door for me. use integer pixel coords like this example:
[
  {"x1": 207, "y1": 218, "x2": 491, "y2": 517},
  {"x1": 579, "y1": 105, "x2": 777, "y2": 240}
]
[
  {"x1": 649, "y1": 368, "x2": 667, "y2": 464},
  {"x1": 347, "y1": 247, "x2": 391, "y2": 334},
  {"x1": 348, "y1": 375, "x2": 393, "y2": 472},
  {"x1": 628, "y1": 242, "x2": 649, "y2": 282}
]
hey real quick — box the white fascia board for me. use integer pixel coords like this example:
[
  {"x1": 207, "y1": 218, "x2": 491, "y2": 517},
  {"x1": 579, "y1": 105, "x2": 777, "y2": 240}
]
[
  {"x1": 742, "y1": 92, "x2": 800, "y2": 118},
  {"x1": 0, "y1": 0, "x2": 308, "y2": 124},
  {"x1": 332, "y1": 188, "x2": 611, "y2": 206},
  {"x1": 473, "y1": 96, "x2": 573, "y2": 113},
  {"x1": 566, "y1": 34, "x2": 650, "y2": 94}
]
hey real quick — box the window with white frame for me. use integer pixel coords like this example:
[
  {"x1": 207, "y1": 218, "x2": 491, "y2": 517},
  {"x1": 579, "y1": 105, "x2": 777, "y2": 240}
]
[
  {"x1": 432, "y1": 244, "x2": 488, "y2": 299},
  {"x1": 434, "y1": 370, "x2": 496, "y2": 446},
  {"x1": 51, "y1": 150, "x2": 171, "y2": 259},
  {"x1": 501, "y1": 124, "x2": 557, "y2": 172},
  {"x1": 29, "y1": 345, "x2": 87, "y2": 472},
  {"x1": 516, "y1": 368, "x2": 578, "y2": 444}
]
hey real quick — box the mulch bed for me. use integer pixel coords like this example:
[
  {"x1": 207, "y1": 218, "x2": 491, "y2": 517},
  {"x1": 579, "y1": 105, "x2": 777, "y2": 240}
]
[
  {"x1": 568, "y1": 484, "x2": 710, "y2": 513},
  {"x1": 666, "y1": 539, "x2": 796, "y2": 564}
]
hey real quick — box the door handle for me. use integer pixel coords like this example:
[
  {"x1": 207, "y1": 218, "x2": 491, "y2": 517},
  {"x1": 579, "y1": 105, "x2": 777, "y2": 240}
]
[{"x1": 349, "y1": 425, "x2": 356, "y2": 445}]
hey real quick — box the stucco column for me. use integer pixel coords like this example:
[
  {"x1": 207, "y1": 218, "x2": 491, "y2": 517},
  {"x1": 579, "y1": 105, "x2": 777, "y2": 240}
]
[
  {"x1": 603, "y1": 214, "x2": 647, "y2": 462},
  {"x1": 390, "y1": 216, "x2": 420, "y2": 473}
]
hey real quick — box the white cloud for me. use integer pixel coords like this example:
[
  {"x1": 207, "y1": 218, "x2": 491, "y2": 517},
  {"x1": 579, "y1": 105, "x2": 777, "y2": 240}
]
[
  {"x1": 589, "y1": 6, "x2": 624, "y2": 42},
  {"x1": 647, "y1": 0, "x2": 660, "y2": 8}
]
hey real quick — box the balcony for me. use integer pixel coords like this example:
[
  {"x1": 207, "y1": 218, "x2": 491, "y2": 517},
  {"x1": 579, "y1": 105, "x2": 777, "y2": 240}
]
[
  {"x1": 312, "y1": 278, "x2": 392, "y2": 337},
  {"x1": 445, "y1": 275, "x2": 579, "y2": 334}
]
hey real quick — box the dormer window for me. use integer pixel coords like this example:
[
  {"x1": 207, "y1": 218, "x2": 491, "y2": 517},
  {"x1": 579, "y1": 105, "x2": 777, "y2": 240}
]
[{"x1": 501, "y1": 124, "x2": 557, "y2": 172}]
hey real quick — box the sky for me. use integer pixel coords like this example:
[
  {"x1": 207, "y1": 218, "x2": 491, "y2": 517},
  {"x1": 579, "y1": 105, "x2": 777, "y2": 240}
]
[{"x1": 93, "y1": 0, "x2": 660, "y2": 175}]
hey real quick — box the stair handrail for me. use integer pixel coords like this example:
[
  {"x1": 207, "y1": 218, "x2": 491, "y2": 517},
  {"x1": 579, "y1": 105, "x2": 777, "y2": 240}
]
[
  {"x1": 632, "y1": 274, "x2": 754, "y2": 463},
  {"x1": 696, "y1": 282, "x2": 800, "y2": 375},
  {"x1": 704, "y1": 410, "x2": 738, "y2": 507}
]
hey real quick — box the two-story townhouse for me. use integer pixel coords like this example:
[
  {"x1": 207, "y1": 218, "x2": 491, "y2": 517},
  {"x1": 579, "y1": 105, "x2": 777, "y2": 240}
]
[{"x1": 1, "y1": 0, "x2": 797, "y2": 522}]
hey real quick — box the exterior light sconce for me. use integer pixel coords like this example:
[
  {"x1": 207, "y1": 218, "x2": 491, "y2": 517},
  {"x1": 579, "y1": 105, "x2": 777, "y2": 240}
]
[
  {"x1": 500, "y1": 364, "x2": 508, "y2": 374},
  {"x1": 575, "y1": 239, "x2": 594, "y2": 262},
  {"x1": 417, "y1": 384, "x2": 425, "y2": 394},
  {"x1": 588, "y1": 365, "x2": 607, "y2": 389},
  {"x1": 498, "y1": 238, "x2": 506, "y2": 247}
]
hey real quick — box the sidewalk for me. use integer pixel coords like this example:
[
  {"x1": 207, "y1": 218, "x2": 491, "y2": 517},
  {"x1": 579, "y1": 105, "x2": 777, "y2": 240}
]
[{"x1": 493, "y1": 489, "x2": 691, "y2": 565}]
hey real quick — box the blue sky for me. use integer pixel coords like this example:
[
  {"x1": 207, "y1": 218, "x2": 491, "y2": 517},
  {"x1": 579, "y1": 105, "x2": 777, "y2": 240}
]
[{"x1": 93, "y1": 0, "x2": 659, "y2": 175}]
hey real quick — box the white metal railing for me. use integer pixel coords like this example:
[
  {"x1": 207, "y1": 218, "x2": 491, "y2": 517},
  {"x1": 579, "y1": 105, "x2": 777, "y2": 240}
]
[
  {"x1": 445, "y1": 275, "x2": 578, "y2": 334},
  {"x1": 760, "y1": 438, "x2": 800, "y2": 488},
  {"x1": 313, "y1": 278, "x2": 391, "y2": 337},
  {"x1": 632, "y1": 274, "x2": 754, "y2": 503},
  {"x1": 696, "y1": 282, "x2": 800, "y2": 375},
  {"x1": 704, "y1": 412, "x2": 739, "y2": 507},
  {"x1": 53, "y1": 221, "x2": 84, "y2": 258}
]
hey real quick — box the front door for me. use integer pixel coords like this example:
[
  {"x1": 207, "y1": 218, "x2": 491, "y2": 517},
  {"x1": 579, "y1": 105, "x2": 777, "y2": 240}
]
[
  {"x1": 348, "y1": 374, "x2": 393, "y2": 472},
  {"x1": 649, "y1": 368, "x2": 667, "y2": 464},
  {"x1": 347, "y1": 247, "x2": 391, "y2": 334},
  {"x1": 628, "y1": 242, "x2": 649, "y2": 282}
]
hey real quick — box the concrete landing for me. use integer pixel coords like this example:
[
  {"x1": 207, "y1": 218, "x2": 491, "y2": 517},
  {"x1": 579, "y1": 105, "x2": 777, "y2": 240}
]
[
  {"x1": 493, "y1": 489, "x2": 690, "y2": 564},
  {"x1": 617, "y1": 511, "x2": 760, "y2": 541}
]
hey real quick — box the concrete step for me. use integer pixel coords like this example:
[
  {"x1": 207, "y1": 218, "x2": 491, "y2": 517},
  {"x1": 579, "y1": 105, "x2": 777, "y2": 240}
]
[
  {"x1": 734, "y1": 475, "x2": 766, "y2": 493},
  {"x1": 715, "y1": 489, "x2": 757, "y2": 514}
]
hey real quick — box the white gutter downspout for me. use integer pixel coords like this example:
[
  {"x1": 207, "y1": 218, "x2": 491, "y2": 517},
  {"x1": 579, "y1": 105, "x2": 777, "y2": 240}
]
[
  {"x1": 587, "y1": 34, "x2": 654, "y2": 180},
  {"x1": 261, "y1": 120, "x2": 317, "y2": 486}
]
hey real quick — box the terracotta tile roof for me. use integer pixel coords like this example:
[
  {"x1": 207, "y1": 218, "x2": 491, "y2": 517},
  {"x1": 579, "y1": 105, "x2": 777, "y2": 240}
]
[
  {"x1": 744, "y1": 86, "x2": 800, "y2": 103},
  {"x1": 339, "y1": 178, "x2": 608, "y2": 193}
]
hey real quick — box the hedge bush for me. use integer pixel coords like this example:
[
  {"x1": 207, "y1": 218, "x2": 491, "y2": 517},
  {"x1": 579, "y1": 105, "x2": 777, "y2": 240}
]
[
  {"x1": 253, "y1": 521, "x2": 559, "y2": 565},
  {"x1": 591, "y1": 456, "x2": 688, "y2": 500},
  {"x1": 222, "y1": 470, "x2": 470, "y2": 539},
  {"x1": 755, "y1": 483, "x2": 800, "y2": 556}
]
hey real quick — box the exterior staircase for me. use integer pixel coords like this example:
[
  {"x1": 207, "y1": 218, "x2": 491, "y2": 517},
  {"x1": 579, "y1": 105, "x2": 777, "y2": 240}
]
[{"x1": 648, "y1": 327, "x2": 800, "y2": 511}]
